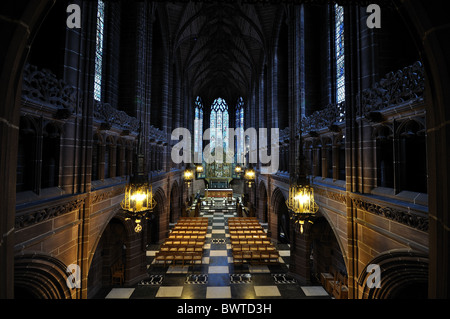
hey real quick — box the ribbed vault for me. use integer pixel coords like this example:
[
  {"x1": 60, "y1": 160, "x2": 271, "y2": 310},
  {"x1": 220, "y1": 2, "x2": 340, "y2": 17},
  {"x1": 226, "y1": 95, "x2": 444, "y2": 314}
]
[{"x1": 163, "y1": 2, "x2": 282, "y2": 106}]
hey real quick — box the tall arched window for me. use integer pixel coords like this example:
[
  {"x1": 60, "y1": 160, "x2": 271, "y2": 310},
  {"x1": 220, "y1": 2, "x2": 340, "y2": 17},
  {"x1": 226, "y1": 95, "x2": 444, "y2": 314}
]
[
  {"x1": 335, "y1": 3, "x2": 345, "y2": 104},
  {"x1": 94, "y1": 0, "x2": 105, "y2": 101},
  {"x1": 235, "y1": 97, "x2": 245, "y2": 164},
  {"x1": 210, "y1": 97, "x2": 229, "y2": 153},
  {"x1": 194, "y1": 96, "x2": 203, "y2": 163}
]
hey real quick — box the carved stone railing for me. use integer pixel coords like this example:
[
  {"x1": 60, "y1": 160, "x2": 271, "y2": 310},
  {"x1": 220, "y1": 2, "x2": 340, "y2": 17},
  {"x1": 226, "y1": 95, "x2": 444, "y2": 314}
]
[
  {"x1": 94, "y1": 100, "x2": 139, "y2": 132},
  {"x1": 148, "y1": 124, "x2": 168, "y2": 143},
  {"x1": 357, "y1": 61, "x2": 425, "y2": 118},
  {"x1": 279, "y1": 127, "x2": 290, "y2": 142},
  {"x1": 299, "y1": 102, "x2": 345, "y2": 134},
  {"x1": 314, "y1": 186, "x2": 428, "y2": 232},
  {"x1": 22, "y1": 63, "x2": 77, "y2": 113},
  {"x1": 350, "y1": 194, "x2": 428, "y2": 232},
  {"x1": 15, "y1": 195, "x2": 86, "y2": 230},
  {"x1": 94, "y1": 101, "x2": 168, "y2": 143}
]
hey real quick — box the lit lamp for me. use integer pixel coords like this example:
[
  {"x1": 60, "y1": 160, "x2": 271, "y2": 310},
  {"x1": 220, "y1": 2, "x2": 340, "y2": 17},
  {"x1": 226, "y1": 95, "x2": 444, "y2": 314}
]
[
  {"x1": 244, "y1": 164, "x2": 255, "y2": 188},
  {"x1": 184, "y1": 165, "x2": 194, "y2": 188},
  {"x1": 195, "y1": 163, "x2": 204, "y2": 179},
  {"x1": 286, "y1": 180, "x2": 318, "y2": 233},
  {"x1": 235, "y1": 164, "x2": 242, "y2": 175},
  {"x1": 196, "y1": 164, "x2": 204, "y2": 174},
  {"x1": 121, "y1": 124, "x2": 156, "y2": 233},
  {"x1": 286, "y1": 122, "x2": 318, "y2": 233}
]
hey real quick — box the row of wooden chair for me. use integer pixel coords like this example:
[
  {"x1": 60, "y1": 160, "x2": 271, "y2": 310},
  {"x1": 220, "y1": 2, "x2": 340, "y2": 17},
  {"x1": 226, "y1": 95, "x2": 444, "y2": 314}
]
[
  {"x1": 160, "y1": 243, "x2": 204, "y2": 253},
  {"x1": 154, "y1": 217, "x2": 208, "y2": 266},
  {"x1": 232, "y1": 244, "x2": 277, "y2": 252},
  {"x1": 168, "y1": 234, "x2": 206, "y2": 240},
  {"x1": 229, "y1": 234, "x2": 268, "y2": 240},
  {"x1": 154, "y1": 251, "x2": 202, "y2": 266},
  {"x1": 230, "y1": 238, "x2": 272, "y2": 246},
  {"x1": 170, "y1": 230, "x2": 208, "y2": 235},
  {"x1": 171, "y1": 226, "x2": 208, "y2": 231},
  {"x1": 321, "y1": 269, "x2": 348, "y2": 299},
  {"x1": 229, "y1": 217, "x2": 279, "y2": 265},
  {"x1": 229, "y1": 230, "x2": 266, "y2": 236},
  {"x1": 163, "y1": 239, "x2": 205, "y2": 246},
  {"x1": 228, "y1": 217, "x2": 258, "y2": 221},
  {"x1": 233, "y1": 250, "x2": 279, "y2": 264},
  {"x1": 178, "y1": 217, "x2": 208, "y2": 221},
  {"x1": 228, "y1": 225, "x2": 261, "y2": 231},
  {"x1": 174, "y1": 223, "x2": 209, "y2": 228}
]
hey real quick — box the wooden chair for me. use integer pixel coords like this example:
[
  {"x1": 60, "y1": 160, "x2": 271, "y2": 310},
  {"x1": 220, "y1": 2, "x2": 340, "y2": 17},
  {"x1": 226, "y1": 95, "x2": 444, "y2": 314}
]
[
  {"x1": 320, "y1": 268, "x2": 334, "y2": 291},
  {"x1": 111, "y1": 262, "x2": 124, "y2": 285},
  {"x1": 332, "y1": 273, "x2": 348, "y2": 299}
]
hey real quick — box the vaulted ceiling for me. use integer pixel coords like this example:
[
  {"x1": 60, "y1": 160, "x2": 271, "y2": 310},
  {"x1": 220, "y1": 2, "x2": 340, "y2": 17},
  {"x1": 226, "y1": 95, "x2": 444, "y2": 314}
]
[{"x1": 158, "y1": 2, "x2": 284, "y2": 108}]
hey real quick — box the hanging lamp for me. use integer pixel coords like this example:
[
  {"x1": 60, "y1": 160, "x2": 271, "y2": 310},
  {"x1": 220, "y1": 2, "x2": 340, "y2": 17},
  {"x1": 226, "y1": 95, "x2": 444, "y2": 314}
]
[
  {"x1": 120, "y1": 123, "x2": 156, "y2": 233},
  {"x1": 286, "y1": 119, "x2": 318, "y2": 233}
]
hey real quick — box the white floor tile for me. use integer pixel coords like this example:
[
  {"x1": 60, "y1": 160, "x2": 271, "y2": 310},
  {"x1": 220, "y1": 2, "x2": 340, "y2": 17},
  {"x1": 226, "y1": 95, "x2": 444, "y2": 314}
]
[
  {"x1": 206, "y1": 287, "x2": 231, "y2": 299},
  {"x1": 301, "y1": 286, "x2": 329, "y2": 296},
  {"x1": 209, "y1": 250, "x2": 228, "y2": 256},
  {"x1": 249, "y1": 265, "x2": 270, "y2": 273},
  {"x1": 146, "y1": 250, "x2": 157, "y2": 256},
  {"x1": 208, "y1": 266, "x2": 229, "y2": 273},
  {"x1": 279, "y1": 250, "x2": 290, "y2": 256},
  {"x1": 254, "y1": 286, "x2": 281, "y2": 297},
  {"x1": 166, "y1": 265, "x2": 190, "y2": 273},
  {"x1": 105, "y1": 288, "x2": 135, "y2": 299},
  {"x1": 155, "y1": 286, "x2": 184, "y2": 298}
]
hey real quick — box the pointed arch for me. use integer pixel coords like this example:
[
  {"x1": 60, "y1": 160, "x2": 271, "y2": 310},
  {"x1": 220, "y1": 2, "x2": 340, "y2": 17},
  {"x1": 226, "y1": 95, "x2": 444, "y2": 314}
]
[
  {"x1": 14, "y1": 254, "x2": 73, "y2": 299},
  {"x1": 357, "y1": 249, "x2": 428, "y2": 299}
]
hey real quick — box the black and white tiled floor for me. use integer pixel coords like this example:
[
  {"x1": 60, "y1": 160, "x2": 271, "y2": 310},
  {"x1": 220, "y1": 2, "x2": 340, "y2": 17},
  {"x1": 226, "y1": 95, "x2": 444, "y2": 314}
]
[{"x1": 98, "y1": 199, "x2": 330, "y2": 299}]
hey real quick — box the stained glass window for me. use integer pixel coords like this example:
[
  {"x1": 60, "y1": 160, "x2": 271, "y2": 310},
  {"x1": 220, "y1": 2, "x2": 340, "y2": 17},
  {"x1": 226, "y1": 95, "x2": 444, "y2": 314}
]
[
  {"x1": 194, "y1": 96, "x2": 203, "y2": 162},
  {"x1": 235, "y1": 97, "x2": 245, "y2": 164},
  {"x1": 210, "y1": 97, "x2": 229, "y2": 153},
  {"x1": 335, "y1": 3, "x2": 345, "y2": 104},
  {"x1": 94, "y1": 0, "x2": 105, "y2": 101}
]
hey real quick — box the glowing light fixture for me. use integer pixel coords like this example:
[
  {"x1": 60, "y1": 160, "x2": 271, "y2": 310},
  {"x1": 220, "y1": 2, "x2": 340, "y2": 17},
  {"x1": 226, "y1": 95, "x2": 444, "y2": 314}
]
[
  {"x1": 286, "y1": 119, "x2": 318, "y2": 233},
  {"x1": 196, "y1": 164, "x2": 204, "y2": 173},
  {"x1": 184, "y1": 165, "x2": 195, "y2": 188},
  {"x1": 244, "y1": 164, "x2": 255, "y2": 188},
  {"x1": 121, "y1": 123, "x2": 156, "y2": 233}
]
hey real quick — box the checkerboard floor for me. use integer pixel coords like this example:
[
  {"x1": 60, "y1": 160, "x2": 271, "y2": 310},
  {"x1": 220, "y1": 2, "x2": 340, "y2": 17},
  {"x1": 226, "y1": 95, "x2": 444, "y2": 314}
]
[{"x1": 97, "y1": 199, "x2": 331, "y2": 299}]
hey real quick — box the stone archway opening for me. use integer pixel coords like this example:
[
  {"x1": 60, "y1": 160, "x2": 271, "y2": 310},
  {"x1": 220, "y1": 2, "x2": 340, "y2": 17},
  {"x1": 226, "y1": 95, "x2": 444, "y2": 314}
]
[
  {"x1": 87, "y1": 218, "x2": 127, "y2": 297},
  {"x1": 358, "y1": 250, "x2": 428, "y2": 299},
  {"x1": 14, "y1": 254, "x2": 73, "y2": 299},
  {"x1": 258, "y1": 182, "x2": 268, "y2": 223},
  {"x1": 169, "y1": 182, "x2": 180, "y2": 224},
  {"x1": 309, "y1": 217, "x2": 347, "y2": 285}
]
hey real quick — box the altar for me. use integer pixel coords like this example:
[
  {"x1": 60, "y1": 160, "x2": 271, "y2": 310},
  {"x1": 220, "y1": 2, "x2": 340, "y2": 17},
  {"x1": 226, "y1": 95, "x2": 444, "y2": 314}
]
[{"x1": 205, "y1": 189, "x2": 233, "y2": 198}]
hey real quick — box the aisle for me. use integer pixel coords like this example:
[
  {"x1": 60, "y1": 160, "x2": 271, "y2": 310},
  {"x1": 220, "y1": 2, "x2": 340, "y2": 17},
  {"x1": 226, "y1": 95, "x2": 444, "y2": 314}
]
[{"x1": 102, "y1": 198, "x2": 331, "y2": 299}]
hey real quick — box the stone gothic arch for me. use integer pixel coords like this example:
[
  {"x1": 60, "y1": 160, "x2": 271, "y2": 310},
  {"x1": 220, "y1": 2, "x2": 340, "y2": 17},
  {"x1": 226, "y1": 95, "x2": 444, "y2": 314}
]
[
  {"x1": 258, "y1": 180, "x2": 269, "y2": 223},
  {"x1": 14, "y1": 254, "x2": 73, "y2": 299},
  {"x1": 270, "y1": 187, "x2": 289, "y2": 243},
  {"x1": 357, "y1": 250, "x2": 428, "y2": 299}
]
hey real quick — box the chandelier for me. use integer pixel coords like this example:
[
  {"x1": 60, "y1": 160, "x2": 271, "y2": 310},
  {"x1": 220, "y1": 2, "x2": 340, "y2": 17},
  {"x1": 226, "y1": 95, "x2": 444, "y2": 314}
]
[
  {"x1": 120, "y1": 124, "x2": 156, "y2": 233},
  {"x1": 244, "y1": 164, "x2": 255, "y2": 188},
  {"x1": 195, "y1": 164, "x2": 204, "y2": 174},
  {"x1": 234, "y1": 164, "x2": 242, "y2": 175},
  {"x1": 184, "y1": 165, "x2": 195, "y2": 188},
  {"x1": 286, "y1": 122, "x2": 318, "y2": 233}
]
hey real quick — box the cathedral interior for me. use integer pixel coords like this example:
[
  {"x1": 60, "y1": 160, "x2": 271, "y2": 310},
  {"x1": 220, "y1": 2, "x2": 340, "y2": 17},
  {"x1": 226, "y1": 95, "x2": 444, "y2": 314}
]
[{"x1": 1, "y1": 0, "x2": 450, "y2": 307}]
